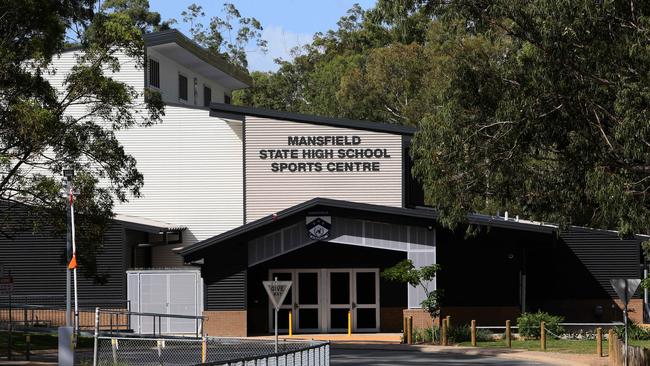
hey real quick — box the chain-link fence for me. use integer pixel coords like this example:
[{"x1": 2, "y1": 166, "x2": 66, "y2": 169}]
[{"x1": 93, "y1": 336, "x2": 329, "y2": 366}]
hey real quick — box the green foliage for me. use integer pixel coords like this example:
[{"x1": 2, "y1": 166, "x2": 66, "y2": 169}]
[
  {"x1": 411, "y1": 1, "x2": 650, "y2": 237},
  {"x1": 0, "y1": 0, "x2": 164, "y2": 280},
  {"x1": 517, "y1": 311, "x2": 564, "y2": 339},
  {"x1": 382, "y1": 259, "x2": 441, "y2": 318},
  {"x1": 614, "y1": 322, "x2": 650, "y2": 340},
  {"x1": 235, "y1": 0, "x2": 650, "y2": 249},
  {"x1": 175, "y1": 3, "x2": 267, "y2": 69},
  {"x1": 446, "y1": 324, "x2": 492, "y2": 344}
]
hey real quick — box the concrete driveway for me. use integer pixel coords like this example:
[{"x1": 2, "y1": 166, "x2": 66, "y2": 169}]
[{"x1": 330, "y1": 348, "x2": 575, "y2": 365}]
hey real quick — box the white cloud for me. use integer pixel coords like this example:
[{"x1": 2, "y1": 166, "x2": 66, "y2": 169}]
[{"x1": 246, "y1": 25, "x2": 312, "y2": 72}]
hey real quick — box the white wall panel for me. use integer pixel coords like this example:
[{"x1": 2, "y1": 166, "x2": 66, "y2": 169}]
[
  {"x1": 46, "y1": 51, "x2": 244, "y2": 247},
  {"x1": 245, "y1": 117, "x2": 403, "y2": 222},
  {"x1": 147, "y1": 47, "x2": 229, "y2": 106},
  {"x1": 113, "y1": 107, "x2": 244, "y2": 245}
]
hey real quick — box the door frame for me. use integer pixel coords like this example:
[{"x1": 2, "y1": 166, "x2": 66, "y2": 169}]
[
  {"x1": 295, "y1": 269, "x2": 321, "y2": 333},
  {"x1": 352, "y1": 269, "x2": 380, "y2": 332},
  {"x1": 325, "y1": 268, "x2": 353, "y2": 332},
  {"x1": 268, "y1": 268, "x2": 381, "y2": 333}
]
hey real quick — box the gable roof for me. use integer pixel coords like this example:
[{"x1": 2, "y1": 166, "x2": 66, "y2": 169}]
[
  {"x1": 179, "y1": 198, "x2": 557, "y2": 261},
  {"x1": 210, "y1": 103, "x2": 417, "y2": 136}
]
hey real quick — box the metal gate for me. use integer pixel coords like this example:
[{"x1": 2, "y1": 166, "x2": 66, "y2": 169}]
[{"x1": 127, "y1": 269, "x2": 203, "y2": 334}]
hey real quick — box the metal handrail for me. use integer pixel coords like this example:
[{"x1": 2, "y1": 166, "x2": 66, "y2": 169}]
[{"x1": 98, "y1": 308, "x2": 205, "y2": 338}]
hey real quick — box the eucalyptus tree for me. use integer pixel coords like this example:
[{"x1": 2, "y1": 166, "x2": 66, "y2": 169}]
[{"x1": 0, "y1": 0, "x2": 165, "y2": 281}]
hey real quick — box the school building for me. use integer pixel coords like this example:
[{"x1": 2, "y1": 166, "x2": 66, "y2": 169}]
[{"x1": 0, "y1": 29, "x2": 646, "y2": 337}]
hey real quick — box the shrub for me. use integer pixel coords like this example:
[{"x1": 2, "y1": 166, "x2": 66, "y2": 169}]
[
  {"x1": 517, "y1": 311, "x2": 564, "y2": 339},
  {"x1": 445, "y1": 324, "x2": 493, "y2": 344},
  {"x1": 614, "y1": 322, "x2": 650, "y2": 340}
]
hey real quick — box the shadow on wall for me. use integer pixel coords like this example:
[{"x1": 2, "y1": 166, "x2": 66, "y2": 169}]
[{"x1": 437, "y1": 225, "x2": 642, "y2": 324}]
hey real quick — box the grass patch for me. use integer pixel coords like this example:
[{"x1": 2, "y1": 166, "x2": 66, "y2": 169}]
[
  {"x1": 457, "y1": 338, "x2": 650, "y2": 354},
  {"x1": 0, "y1": 331, "x2": 94, "y2": 351}
]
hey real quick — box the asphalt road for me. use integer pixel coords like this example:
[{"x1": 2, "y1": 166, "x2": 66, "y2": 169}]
[{"x1": 330, "y1": 348, "x2": 559, "y2": 365}]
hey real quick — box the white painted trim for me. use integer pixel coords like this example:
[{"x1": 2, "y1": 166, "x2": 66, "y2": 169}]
[{"x1": 266, "y1": 268, "x2": 381, "y2": 333}]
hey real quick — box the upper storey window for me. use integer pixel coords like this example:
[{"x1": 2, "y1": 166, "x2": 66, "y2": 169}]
[
  {"x1": 178, "y1": 74, "x2": 188, "y2": 101},
  {"x1": 148, "y1": 59, "x2": 160, "y2": 88},
  {"x1": 204, "y1": 86, "x2": 212, "y2": 107}
]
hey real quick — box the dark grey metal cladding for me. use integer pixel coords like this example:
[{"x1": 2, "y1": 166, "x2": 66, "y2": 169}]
[
  {"x1": 559, "y1": 228, "x2": 642, "y2": 298},
  {"x1": 202, "y1": 243, "x2": 247, "y2": 310},
  {"x1": 0, "y1": 204, "x2": 126, "y2": 306}
]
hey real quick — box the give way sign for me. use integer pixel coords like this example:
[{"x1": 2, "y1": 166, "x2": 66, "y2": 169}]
[{"x1": 263, "y1": 280, "x2": 292, "y2": 310}]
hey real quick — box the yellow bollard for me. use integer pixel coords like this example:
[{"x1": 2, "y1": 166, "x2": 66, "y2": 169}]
[
  {"x1": 596, "y1": 327, "x2": 602, "y2": 357},
  {"x1": 505, "y1": 320, "x2": 511, "y2": 348},
  {"x1": 347, "y1": 310, "x2": 352, "y2": 336},
  {"x1": 471, "y1": 320, "x2": 477, "y2": 347},
  {"x1": 540, "y1": 321, "x2": 546, "y2": 351},
  {"x1": 289, "y1": 311, "x2": 293, "y2": 337}
]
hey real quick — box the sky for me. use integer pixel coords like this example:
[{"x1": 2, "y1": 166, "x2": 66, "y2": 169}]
[{"x1": 149, "y1": 0, "x2": 377, "y2": 72}]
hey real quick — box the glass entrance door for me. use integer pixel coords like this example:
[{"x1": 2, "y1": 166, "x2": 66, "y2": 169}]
[
  {"x1": 269, "y1": 268, "x2": 380, "y2": 333},
  {"x1": 327, "y1": 269, "x2": 380, "y2": 332},
  {"x1": 353, "y1": 270, "x2": 380, "y2": 332},
  {"x1": 327, "y1": 270, "x2": 352, "y2": 332},
  {"x1": 296, "y1": 270, "x2": 320, "y2": 332}
]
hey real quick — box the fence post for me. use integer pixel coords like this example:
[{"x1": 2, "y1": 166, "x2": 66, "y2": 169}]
[
  {"x1": 596, "y1": 327, "x2": 602, "y2": 357},
  {"x1": 93, "y1": 307, "x2": 99, "y2": 366},
  {"x1": 25, "y1": 335, "x2": 30, "y2": 361},
  {"x1": 406, "y1": 316, "x2": 413, "y2": 344},
  {"x1": 8, "y1": 294, "x2": 12, "y2": 361},
  {"x1": 446, "y1": 315, "x2": 451, "y2": 329},
  {"x1": 540, "y1": 321, "x2": 546, "y2": 351},
  {"x1": 201, "y1": 335, "x2": 207, "y2": 363},
  {"x1": 608, "y1": 329, "x2": 614, "y2": 357},
  {"x1": 111, "y1": 338, "x2": 118, "y2": 365},
  {"x1": 471, "y1": 320, "x2": 476, "y2": 347},
  {"x1": 403, "y1": 316, "x2": 408, "y2": 344},
  {"x1": 505, "y1": 320, "x2": 511, "y2": 348},
  {"x1": 441, "y1": 317, "x2": 447, "y2": 346}
]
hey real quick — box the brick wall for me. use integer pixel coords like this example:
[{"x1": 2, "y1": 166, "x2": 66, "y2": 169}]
[
  {"x1": 203, "y1": 310, "x2": 247, "y2": 337},
  {"x1": 402, "y1": 308, "x2": 438, "y2": 330}
]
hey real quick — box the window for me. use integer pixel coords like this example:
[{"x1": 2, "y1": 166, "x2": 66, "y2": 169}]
[
  {"x1": 148, "y1": 59, "x2": 160, "y2": 88},
  {"x1": 178, "y1": 74, "x2": 188, "y2": 101},
  {"x1": 203, "y1": 86, "x2": 212, "y2": 107},
  {"x1": 224, "y1": 93, "x2": 231, "y2": 104},
  {"x1": 193, "y1": 77, "x2": 198, "y2": 105}
]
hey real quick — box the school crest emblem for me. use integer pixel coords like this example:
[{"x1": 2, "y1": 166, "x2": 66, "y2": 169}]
[{"x1": 306, "y1": 216, "x2": 331, "y2": 240}]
